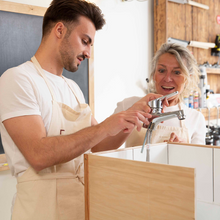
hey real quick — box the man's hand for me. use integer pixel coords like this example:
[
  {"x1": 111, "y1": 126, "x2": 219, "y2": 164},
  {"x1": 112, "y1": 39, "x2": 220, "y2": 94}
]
[
  {"x1": 128, "y1": 93, "x2": 169, "y2": 113},
  {"x1": 128, "y1": 93, "x2": 169, "y2": 127},
  {"x1": 100, "y1": 110, "x2": 152, "y2": 137}
]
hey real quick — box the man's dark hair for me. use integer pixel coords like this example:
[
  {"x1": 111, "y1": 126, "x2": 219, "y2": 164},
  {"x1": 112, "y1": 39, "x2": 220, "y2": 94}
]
[{"x1": 42, "y1": 0, "x2": 105, "y2": 37}]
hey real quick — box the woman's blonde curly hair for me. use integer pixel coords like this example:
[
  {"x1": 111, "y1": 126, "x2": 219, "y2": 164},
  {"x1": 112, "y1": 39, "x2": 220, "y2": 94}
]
[{"x1": 148, "y1": 43, "x2": 200, "y2": 102}]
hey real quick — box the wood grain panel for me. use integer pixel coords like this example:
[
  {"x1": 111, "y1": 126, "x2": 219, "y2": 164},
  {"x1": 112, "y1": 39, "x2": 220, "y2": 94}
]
[
  {"x1": 196, "y1": 0, "x2": 208, "y2": 64},
  {"x1": 206, "y1": 0, "x2": 218, "y2": 65},
  {"x1": 185, "y1": 2, "x2": 193, "y2": 44},
  {"x1": 0, "y1": 0, "x2": 46, "y2": 16},
  {"x1": 85, "y1": 153, "x2": 195, "y2": 220},
  {"x1": 199, "y1": 106, "x2": 220, "y2": 121},
  {"x1": 167, "y1": 2, "x2": 186, "y2": 41},
  {"x1": 154, "y1": 0, "x2": 167, "y2": 53},
  {"x1": 192, "y1": 4, "x2": 199, "y2": 61},
  {"x1": 206, "y1": 68, "x2": 220, "y2": 74},
  {"x1": 207, "y1": 74, "x2": 220, "y2": 93}
]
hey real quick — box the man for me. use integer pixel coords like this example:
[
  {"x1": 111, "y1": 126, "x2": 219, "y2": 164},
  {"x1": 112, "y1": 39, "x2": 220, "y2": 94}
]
[{"x1": 0, "y1": 0, "x2": 157, "y2": 219}]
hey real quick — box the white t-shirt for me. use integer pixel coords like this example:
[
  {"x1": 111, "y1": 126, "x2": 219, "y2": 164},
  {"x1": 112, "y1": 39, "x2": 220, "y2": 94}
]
[
  {"x1": 0, "y1": 61, "x2": 86, "y2": 177},
  {"x1": 114, "y1": 96, "x2": 206, "y2": 145}
]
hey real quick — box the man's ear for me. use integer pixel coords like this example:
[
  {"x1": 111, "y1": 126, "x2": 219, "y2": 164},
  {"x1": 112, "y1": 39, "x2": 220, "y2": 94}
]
[{"x1": 54, "y1": 22, "x2": 66, "y2": 39}]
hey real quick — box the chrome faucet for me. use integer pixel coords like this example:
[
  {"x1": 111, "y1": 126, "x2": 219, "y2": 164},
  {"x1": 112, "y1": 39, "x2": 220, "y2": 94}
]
[{"x1": 141, "y1": 91, "x2": 186, "y2": 155}]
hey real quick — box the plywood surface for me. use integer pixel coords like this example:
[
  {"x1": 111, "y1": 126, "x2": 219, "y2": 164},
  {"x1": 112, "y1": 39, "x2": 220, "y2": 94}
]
[
  {"x1": 0, "y1": 0, "x2": 46, "y2": 16},
  {"x1": 85, "y1": 154, "x2": 195, "y2": 220}
]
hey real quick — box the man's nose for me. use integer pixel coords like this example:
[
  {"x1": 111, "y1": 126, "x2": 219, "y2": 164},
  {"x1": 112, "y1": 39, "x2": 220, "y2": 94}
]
[{"x1": 83, "y1": 46, "x2": 91, "y2": 59}]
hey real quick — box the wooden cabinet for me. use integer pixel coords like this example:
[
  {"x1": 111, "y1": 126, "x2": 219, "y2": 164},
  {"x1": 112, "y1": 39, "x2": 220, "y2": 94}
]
[
  {"x1": 86, "y1": 143, "x2": 220, "y2": 219},
  {"x1": 154, "y1": 0, "x2": 220, "y2": 94},
  {"x1": 85, "y1": 144, "x2": 196, "y2": 220}
]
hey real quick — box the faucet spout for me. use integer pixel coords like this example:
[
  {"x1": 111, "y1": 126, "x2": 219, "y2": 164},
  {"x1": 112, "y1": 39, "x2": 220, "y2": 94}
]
[
  {"x1": 141, "y1": 109, "x2": 186, "y2": 155},
  {"x1": 151, "y1": 110, "x2": 185, "y2": 125}
]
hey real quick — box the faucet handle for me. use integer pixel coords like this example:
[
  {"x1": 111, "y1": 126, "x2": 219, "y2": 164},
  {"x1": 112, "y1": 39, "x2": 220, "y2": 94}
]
[
  {"x1": 156, "y1": 91, "x2": 178, "y2": 102},
  {"x1": 148, "y1": 91, "x2": 178, "y2": 114}
]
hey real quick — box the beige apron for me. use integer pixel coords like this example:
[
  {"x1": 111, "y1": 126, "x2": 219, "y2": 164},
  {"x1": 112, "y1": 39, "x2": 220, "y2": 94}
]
[
  {"x1": 11, "y1": 56, "x2": 91, "y2": 220},
  {"x1": 125, "y1": 104, "x2": 189, "y2": 147}
]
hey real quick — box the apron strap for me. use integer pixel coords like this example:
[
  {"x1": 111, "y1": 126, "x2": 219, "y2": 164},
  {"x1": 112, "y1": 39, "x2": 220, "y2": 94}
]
[
  {"x1": 178, "y1": 103, "x2": 186, "y2": 128},
  {"x1": 31, "y1": 56, "x2": 56, "y2": 100},
  {"x1": 62, "y1": 76, "x2": 82, "y2": 107}
]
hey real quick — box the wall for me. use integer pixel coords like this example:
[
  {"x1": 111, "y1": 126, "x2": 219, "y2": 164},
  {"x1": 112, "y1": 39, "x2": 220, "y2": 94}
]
[
  {"x1": 0, "y1": 0, "x2": 153, "y2": 219},
  {"x1": 0, "y1": 170, "x2": 16, "y2": 220},
  {"x1": 93, "y1": 0, "x2": 153, "y2": 122}
]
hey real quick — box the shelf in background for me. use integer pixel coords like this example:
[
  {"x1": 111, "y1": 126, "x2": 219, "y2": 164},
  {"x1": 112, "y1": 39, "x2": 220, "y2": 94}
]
[
  {"x1": 206, "y1": 68, "x2": 220, "y2": 75},
  {"x1": 199, "y1": 107, "x2": 220, "y2": 121}
]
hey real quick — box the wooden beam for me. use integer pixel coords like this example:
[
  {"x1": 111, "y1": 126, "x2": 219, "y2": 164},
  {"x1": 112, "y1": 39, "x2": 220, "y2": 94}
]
[
  {"x1": 0, "y1": 0, "x2": 47, "y2": 16},
  {"x1": 154, "y1": 0, "x2": 167, "y2": 54}
]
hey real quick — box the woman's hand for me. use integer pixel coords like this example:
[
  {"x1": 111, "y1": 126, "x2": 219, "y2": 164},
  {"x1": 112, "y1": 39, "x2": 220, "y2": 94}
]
[{"x1": 164, "y1": 132, "x2": 186, "y2": 143}]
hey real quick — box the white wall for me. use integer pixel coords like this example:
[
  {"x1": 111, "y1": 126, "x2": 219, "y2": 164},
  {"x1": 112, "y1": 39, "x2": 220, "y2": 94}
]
[
  {"x1": 0, "y1": 170, "x2": 16, "y2": 220},
  {"x1": 0, "y1": 0, "x2": 153, "y2": 219},
  {"x1": 94, "y1": 0, "x2": 153, "y2": 122}
]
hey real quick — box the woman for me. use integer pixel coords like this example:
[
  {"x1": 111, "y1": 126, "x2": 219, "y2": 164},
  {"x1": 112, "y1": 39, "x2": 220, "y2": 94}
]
[{"x1": 114, "y1": 43, "x2": 206, "y2": 146}]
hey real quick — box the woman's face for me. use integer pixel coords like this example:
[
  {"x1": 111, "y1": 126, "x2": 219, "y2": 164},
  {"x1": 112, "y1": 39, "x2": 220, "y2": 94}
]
[{"x1": 154, "y1": 53, "x2": 186, "y2": 104}]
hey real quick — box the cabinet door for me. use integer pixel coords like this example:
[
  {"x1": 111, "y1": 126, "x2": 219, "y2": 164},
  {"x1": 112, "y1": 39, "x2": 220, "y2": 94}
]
[{"x1": 169, "y1": 144, "x2": 213, "y2": 203}]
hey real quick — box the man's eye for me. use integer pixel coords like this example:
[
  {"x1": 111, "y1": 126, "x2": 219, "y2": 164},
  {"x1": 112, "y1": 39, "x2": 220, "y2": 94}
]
[{"x1": 82, "y1": 40, "x2": 88, "y2": 45}]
